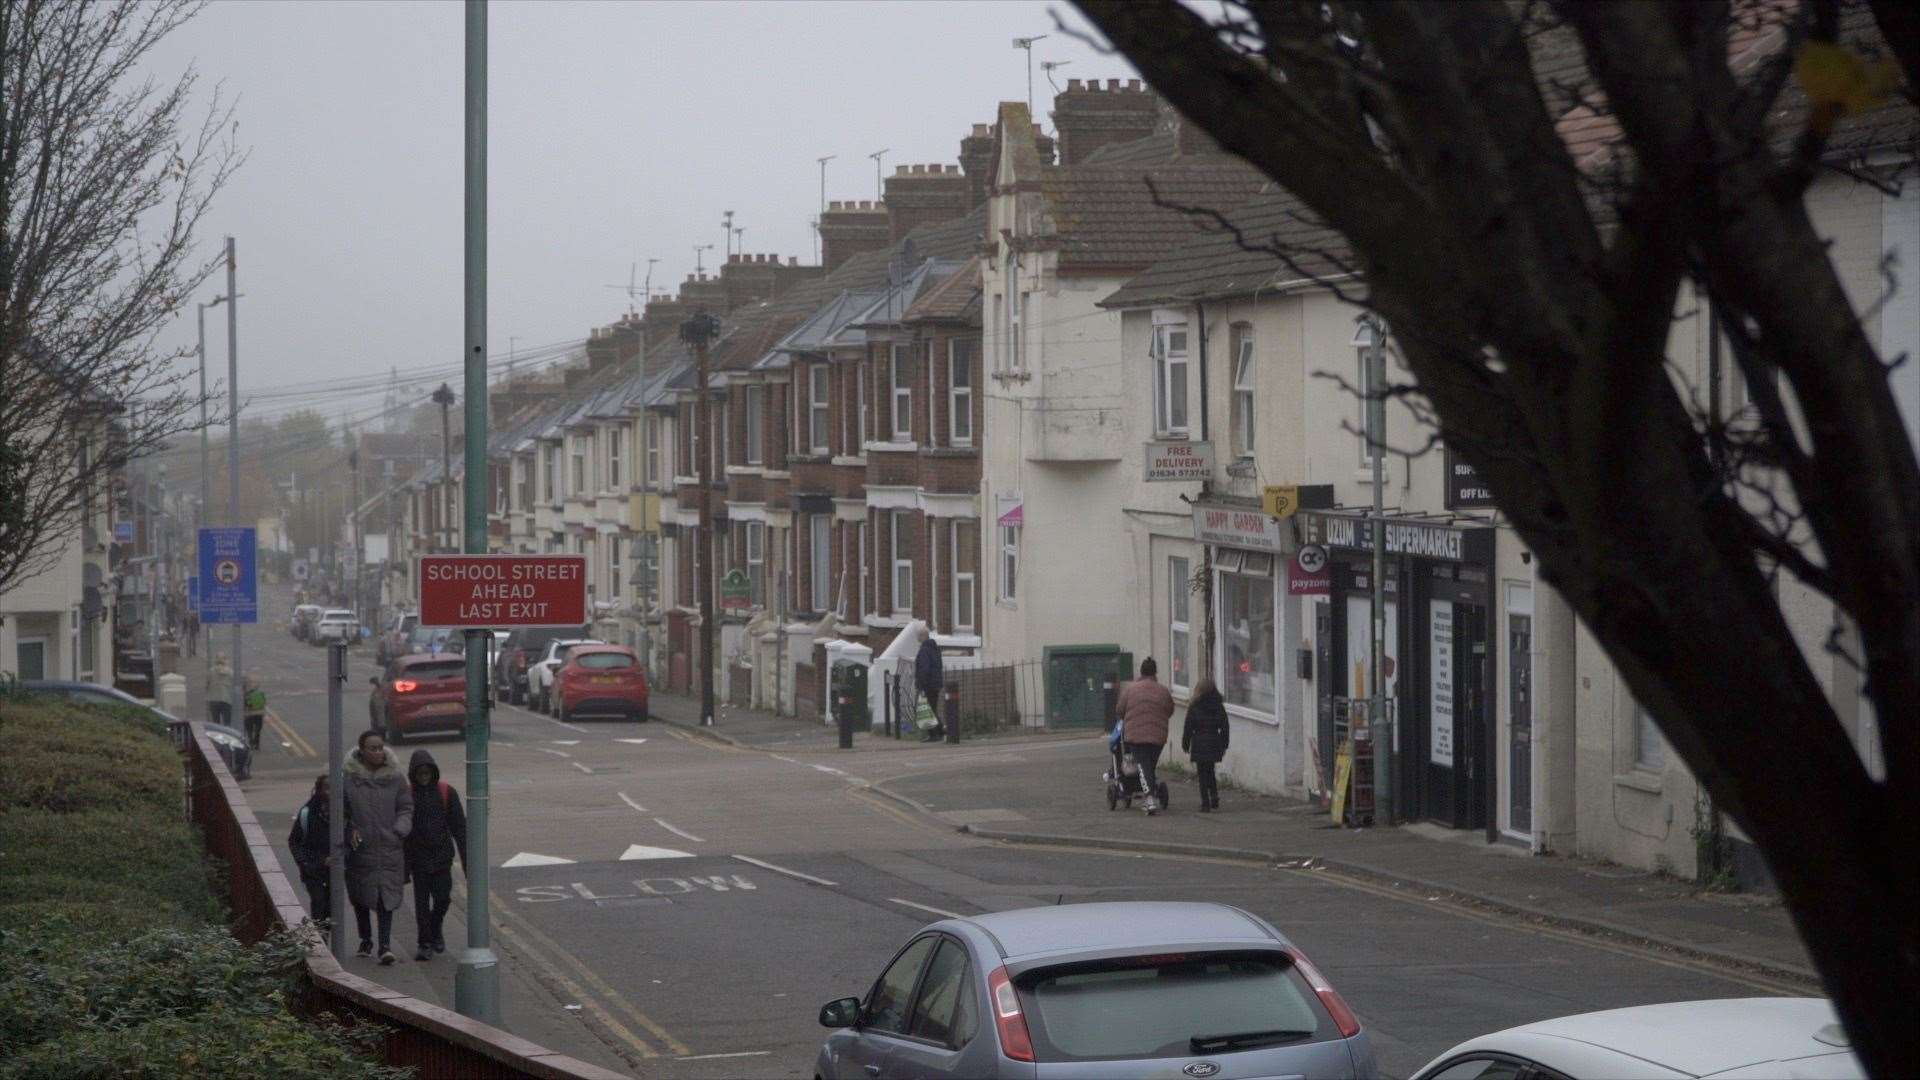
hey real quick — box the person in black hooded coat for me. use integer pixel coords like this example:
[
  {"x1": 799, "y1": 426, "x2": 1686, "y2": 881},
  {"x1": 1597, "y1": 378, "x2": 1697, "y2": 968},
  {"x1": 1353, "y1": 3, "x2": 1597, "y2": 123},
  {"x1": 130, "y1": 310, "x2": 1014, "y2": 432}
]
[
  {"x1": 1181, "y1": 679, "x2": 1230, "y2": 812},
  {"x1": 403, "y1": 749, "x2": 467, "y2": 960},
  {"x1": 288, "y1": 774, "x2": 333, "y2": 922}
]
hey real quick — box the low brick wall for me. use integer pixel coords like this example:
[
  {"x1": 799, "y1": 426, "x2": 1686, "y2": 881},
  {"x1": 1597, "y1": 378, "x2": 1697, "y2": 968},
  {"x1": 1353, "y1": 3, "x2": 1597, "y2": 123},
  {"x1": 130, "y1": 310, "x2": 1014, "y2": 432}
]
[{"x1": 183, "y1": 727, "x2": 626, "y2": 1080}]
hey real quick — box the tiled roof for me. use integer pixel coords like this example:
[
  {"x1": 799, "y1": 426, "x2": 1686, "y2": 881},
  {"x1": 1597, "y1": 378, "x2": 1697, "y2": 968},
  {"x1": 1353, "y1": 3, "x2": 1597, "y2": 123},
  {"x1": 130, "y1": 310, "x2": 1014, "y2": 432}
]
[
  {"x1": 1042, "y1": 160, "x2": 1267, "y2": 274},
  {"x1": 837, "y1": 258, "x2": 968, "y2": 342},
  {"x1": 903, "y1": 256, "x2": 982, "y2": 324},
  {"x1": 1081, "y1": 130, "x2": 1180, "y2": 165},
  {"x1": 1100, "y1": 188, "x2": 1352, "y2": 308}
]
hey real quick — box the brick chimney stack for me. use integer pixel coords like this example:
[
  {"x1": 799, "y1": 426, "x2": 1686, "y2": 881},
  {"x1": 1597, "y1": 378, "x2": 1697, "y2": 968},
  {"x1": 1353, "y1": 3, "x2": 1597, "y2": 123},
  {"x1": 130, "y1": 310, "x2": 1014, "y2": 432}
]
[
  {"x1": 720, "y1": 252, "x2": 826, "y2": 310},
  {"x1": 881, "y1": 164, "x2": 969, "y2": 245},
  {"x1": 817, "y1": 200, "x2": 889, "y2": 272},
  {"x1": 1051, "y1": 77, "x2": 1157, "y2": 165},
  {"x1": 679, "y1": 271, "x2": 729, "y2": 315},
  {"x1": 642, "y1": 294, "x2": 690, "y2": 349}
]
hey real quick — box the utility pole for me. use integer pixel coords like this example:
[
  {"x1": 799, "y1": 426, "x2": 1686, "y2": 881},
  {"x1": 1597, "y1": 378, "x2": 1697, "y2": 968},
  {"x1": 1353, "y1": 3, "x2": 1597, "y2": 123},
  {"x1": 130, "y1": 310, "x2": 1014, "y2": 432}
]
[
  {"x1": 225, "y1": 237, "x2": 243, "y2": 731},
  {"x1": 351, "y1": 448, "x2": 366, "y2": 628},
  {"x1": 454, "y1": 0, "x2": 499, "y2": 1026},
  {"x1": 682, "y1": 311, "x2": 720, "y2": 727},
  {"x1": 432, "y1": 383, "x2": 456, "y2": 553},
  {"x1": 1360, "y1": 314, "x2": 1394, "y2": 825},
  {"x1": 868, "y1": 148, "x2": 890, "y2": 200},
  {"x1": 197, "y1": 299, "x2": 219, "y2": 677}
]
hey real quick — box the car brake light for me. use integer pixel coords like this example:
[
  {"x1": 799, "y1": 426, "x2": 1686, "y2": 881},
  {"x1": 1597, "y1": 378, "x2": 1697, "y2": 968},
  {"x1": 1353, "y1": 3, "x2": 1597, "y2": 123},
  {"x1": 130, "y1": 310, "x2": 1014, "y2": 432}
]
[
  {"x1": 393, "y1": 680, "x2": 418, "y2": 693},
  {"x1": 986, "y1": 966, "x2": 1035, "y2": 1062},
  {"x1": 1289, "y1": 949, "x2": 1360, "y2": 1038}
]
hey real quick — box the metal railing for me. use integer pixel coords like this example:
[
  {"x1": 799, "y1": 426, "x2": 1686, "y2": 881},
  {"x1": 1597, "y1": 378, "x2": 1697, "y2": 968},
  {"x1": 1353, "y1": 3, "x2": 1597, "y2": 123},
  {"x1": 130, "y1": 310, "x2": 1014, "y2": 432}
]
[{"x1": 181, "y1": 723, "x2": 627, "y2": 1080}]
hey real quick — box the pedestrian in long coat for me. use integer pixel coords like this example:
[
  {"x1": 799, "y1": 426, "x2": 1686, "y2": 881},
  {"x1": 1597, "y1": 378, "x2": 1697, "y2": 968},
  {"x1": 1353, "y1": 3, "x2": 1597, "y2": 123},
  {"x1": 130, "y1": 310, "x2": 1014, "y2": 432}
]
[
  {"x1": 1115, "y1": 657, "x2": 1176, "y2": 814},
  {"x1": 344, "y1": 729, "x2": 412, "y2": 964},
  {"x1": 1181, "y1": 678, "x2": 1231, "y2": 812},
  {"x1": 914, "y1": 626, "x2": 945, "y2": 742}
]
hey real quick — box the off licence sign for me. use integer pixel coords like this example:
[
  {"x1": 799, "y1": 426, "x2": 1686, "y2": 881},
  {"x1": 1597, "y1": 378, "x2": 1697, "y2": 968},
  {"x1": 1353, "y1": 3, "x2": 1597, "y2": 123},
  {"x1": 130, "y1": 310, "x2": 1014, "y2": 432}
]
[{"x1": 419, "y1": 554, "x2": 588, "y2": 628}]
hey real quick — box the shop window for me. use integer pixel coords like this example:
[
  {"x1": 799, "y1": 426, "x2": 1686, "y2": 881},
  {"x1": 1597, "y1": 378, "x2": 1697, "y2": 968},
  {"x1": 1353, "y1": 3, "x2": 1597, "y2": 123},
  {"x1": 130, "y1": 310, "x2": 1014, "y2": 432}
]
[
  {"x1": 1169, "y1": 556, "x2": 1192, "y2": 694},
  {"x1": 1219, "y1": 559, "x2": 1277, "y2": 714},
  {"x1": 1152, "y1": 323, "x2": 1190, "y2": 437},
  {"x1": 1231, "y1": 325, "x2": 1255, "y2": 457},
  {"x1": 1633, "y1": 703, "x2": 1665, "y2": 771},
  {"x1": 744, "y1": 386, "x2": 764, "y2": 465}
]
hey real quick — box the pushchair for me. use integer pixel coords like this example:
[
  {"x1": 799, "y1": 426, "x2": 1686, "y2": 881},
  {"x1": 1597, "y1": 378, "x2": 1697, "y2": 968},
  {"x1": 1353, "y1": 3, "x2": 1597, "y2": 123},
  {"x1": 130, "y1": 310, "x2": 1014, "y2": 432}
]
[{"x1": 1104, "y1": 725, "x2": 1169, "y2": 812}]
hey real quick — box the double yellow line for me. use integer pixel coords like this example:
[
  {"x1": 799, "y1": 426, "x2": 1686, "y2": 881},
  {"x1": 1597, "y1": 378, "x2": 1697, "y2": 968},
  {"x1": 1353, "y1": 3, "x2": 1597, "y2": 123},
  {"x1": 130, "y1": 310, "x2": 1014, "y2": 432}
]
[{"x1": 264, "y1": 708, "x2": 317, "y2": 758}]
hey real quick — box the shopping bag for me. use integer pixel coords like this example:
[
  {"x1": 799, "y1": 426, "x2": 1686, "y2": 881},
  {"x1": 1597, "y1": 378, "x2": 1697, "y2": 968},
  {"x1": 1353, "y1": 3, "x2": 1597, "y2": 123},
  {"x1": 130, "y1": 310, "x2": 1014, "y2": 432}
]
[{"x1": 914, "y1": 699, "x2": 939, "y2": 731}]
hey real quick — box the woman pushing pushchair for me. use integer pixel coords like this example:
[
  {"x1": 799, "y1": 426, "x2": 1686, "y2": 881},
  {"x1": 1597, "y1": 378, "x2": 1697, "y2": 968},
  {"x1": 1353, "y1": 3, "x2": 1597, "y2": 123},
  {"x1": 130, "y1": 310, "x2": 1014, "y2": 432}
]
[{"x1": 1105, "y1": 657, "x2": 1174, "y2": 815}]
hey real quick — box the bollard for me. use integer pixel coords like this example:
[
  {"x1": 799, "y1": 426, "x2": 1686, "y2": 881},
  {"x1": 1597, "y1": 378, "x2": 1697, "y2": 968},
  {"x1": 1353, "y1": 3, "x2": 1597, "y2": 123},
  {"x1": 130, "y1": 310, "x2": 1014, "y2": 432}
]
[
  {"x1": 944, "y1": 682, "x2": 960, "y2": 744},
  {"x1": 837, "y1": 695, "x2": 854, "y2": 749}
]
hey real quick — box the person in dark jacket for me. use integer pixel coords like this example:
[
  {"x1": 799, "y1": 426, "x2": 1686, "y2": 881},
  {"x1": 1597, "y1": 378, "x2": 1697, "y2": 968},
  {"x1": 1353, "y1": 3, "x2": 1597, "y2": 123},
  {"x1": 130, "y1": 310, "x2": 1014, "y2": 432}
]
[
  {"x1": 344, "y1": 729, "x2": 412, "y2": 965},
  {"x1": 288, "y1": 774, "x2": 333, "y2": 922},
  {"x1": 403, "y1": 749, "x2": 467, "y2": 961},
  {"x1": 914, "y1": 628, "x2": 945, "y2": 742},
  {"x1": 1181, "y1": 679, "x2": 1231, "y2": 812}
]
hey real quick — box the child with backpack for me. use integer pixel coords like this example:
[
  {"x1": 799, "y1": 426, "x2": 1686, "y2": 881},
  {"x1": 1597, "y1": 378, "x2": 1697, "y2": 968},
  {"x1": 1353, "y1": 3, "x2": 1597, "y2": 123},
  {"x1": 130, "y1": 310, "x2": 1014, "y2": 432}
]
[
  {"x1": 288, "y1": 774, "x2": 333, "y2": 924},
  {"x1": 402, "y1": 749, "x2": 467, "y2": 961}
]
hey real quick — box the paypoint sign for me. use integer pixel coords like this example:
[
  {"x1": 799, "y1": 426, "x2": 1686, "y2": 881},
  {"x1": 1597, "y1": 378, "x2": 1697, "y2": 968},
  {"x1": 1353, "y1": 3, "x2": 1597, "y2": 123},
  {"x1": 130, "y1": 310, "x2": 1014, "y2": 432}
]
[{"x1": 418, "y1": 554, "x2": 589, "y2": 628}]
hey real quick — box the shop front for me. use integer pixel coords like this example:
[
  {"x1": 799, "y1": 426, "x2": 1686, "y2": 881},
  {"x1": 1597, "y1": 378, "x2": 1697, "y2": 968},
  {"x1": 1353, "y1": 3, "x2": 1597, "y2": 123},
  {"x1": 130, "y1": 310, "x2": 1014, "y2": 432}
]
[
  {"x1": 1299, "y1": 509, "x2": 1497, "y2": 833},
  {"x1": 1191, "y1": 500, "x2": 1287, "y2": 726}
]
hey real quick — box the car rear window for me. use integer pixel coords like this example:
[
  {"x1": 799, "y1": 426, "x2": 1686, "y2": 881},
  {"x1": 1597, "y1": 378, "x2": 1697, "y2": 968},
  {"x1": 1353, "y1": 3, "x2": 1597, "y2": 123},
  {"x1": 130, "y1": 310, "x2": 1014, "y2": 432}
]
[
  {"x1": 574, "y1": 652, "x2": 635, "y2": 670},
  {"x1": 403, "y1": 660, "x2": 467, "y2": 680},
  {"x1": 1017, "y1": 951, "x2": 1327, "y2": 1062}
]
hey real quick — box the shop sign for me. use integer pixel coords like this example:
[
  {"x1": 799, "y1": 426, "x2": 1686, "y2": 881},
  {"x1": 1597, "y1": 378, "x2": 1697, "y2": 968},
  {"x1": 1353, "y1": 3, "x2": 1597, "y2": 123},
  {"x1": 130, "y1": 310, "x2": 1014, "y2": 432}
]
[
  {"x1": 1430, "y1": 599, "x2": 1456, "y2": 767},
  {"x1": 1144, "y1": 440, "x2": 1214, "y2": 483},
  {"x1": 419, "y1": 554, "x2": 588, "y2": 627},
  {"x1": 1287, "y1": 544, "x2": 1331, "y2": 595},
  {"x1": 1192, "y1": 500, "x2": 1283, "y2": 552},
  {"x1": 1299, "y1": 510, "x2": 1492, "y2": 564},
  {"x1": 1445, "y1": 448, "x2": 1497, "y2": 508},
  {"x1": 1261, "y1": 485, "x2": 1300, "y2": 519},
  {"x1": 719, "y1": 568, "x2": 753, "y2": 612}
]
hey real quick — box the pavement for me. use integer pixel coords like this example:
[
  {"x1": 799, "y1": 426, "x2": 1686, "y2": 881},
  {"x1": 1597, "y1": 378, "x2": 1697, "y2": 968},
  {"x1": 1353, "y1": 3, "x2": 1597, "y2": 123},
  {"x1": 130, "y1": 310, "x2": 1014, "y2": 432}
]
[{"x1": 656, "y1": 693, "x2": 1816, "y2": 988}]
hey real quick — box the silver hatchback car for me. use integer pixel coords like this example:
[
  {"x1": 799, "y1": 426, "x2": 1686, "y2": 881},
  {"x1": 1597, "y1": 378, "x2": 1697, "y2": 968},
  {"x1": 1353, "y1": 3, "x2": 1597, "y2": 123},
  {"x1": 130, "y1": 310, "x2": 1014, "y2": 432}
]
[{"x1": 816, "y1": 901, "x2": 1377, "y2": 1079}]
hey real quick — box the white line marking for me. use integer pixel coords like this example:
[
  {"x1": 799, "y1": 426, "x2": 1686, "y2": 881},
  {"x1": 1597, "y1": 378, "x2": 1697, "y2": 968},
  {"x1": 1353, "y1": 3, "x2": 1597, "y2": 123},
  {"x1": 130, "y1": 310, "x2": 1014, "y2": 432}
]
[
  {"x1": 614, "y1": 737, "x2": 649, "y2": 745},
  {"x1": 550, "y1": 739, "x2": 581, "y2": 746},
  {"x1": 501, "y1": 852, "x2": 576, "y2": 868},
  {"x1": 620, "y1": 843, "x2": 695, "y2": 861},
  {"x1": 618, "y1": 792, "x2": 650, "y2": 814},
  {"x1": 769, "y1": 754, "x2": 799, "y2": 764},
  {"x1": 731, "y1": 855, "x2": 836, "y2": 887},
  {"x1": 548, "y1": 717, "x2": 588, "y2": 733},
  {"x1": 652, "y1": 818, "x2": 706, "y2": 843},
  {"x1": 531, "y1": 746, "x2": 573, "y2": 758},
  {"x1": 889, "y1": 898, "x2": 964, "y2": 920},
  {"x1": 676, "y1": 1051, "x2": 772, "y2": 1061},
  {"x1": 571, "y1": 762, "x2": 593, "y2": 775},
  {"x1": 810, "y1": 763, "x2": 846, "y2": 775}
]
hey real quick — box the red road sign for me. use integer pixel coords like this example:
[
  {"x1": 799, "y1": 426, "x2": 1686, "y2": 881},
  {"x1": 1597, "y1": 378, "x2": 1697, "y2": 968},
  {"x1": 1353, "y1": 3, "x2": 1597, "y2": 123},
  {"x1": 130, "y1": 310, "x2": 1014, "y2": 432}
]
[{"x1": 418, "y1": 554, "x2": 589, "y2": 628}]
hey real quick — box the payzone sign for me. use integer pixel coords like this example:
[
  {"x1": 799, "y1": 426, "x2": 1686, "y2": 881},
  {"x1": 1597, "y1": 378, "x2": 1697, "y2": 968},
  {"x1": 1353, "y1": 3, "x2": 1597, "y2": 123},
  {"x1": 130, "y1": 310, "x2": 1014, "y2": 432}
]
[{"x1": 418, "y1": 555, "x2": 589, "y2": 628}]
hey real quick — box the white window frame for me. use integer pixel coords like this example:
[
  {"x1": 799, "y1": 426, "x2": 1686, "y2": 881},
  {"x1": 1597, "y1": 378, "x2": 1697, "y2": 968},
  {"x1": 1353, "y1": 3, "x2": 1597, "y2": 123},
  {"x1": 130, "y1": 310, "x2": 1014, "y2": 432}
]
[
  {"x1": 857, "y1": 360, "x2": 869, "y2": 447},
  {"x1": 744, "y1": 385, "x2": 764, "y2": 465},
  {"x1": 1152, "y1": 323, "x2": 1190, "y2": 437},
  {"x1": 715, "y1": 400, "x2": 729, "y2": 474},
  {"x1": 1169, "y1": 555, "x2": 1192, "y2": 695},
  {"x1": 1633, "y1": 703, "x2": 1665, "y2": 771},
  {"x1": 857, "y1": 520, "x2": 869, "y2": 618},
  {"x1": 609, "y1": 535, "x2": 623, "y2": 599},
  {"x1": 948, "y1": 339, "x2": 973, "y2": 446},
  {"x1": 890, "y1": 344, "x2": 913, "y2": 441},
  {"x1": 746, "y1": 521, "x2": 765, "y2": 607},
  {"x1": 810, "y1": 515, "x2": 831, "y2": 612},
  {"x1": 992, "y1": 294, "x2": 1006, "y2": 374},
  {"x1": 570, "y1": 438, "x2": 587, "y2": 497},
  {"x1": 809, "y1": 365, "x2": 831, "y2": 453},
  {"x1": 607, "y1": 426, "x2": 623, "y2": 490},
  {"x1": 890, "y1": 510, "x2": 913, "y2": 615},
  {"x1": 644, "y1": 415, "x2": 661, "y2": 484},
  {"x1": 1016, "y1": 290, "x2": 1030, "y2": 370},
  {"x1": 953, "y1": 522, "x2": 976, "y2": 632},
  {"x1": 999, "y1": 523, "x2": 1019, "y2": 602},
  {"x1": 1232, "y1": 328, "x2": 1255, "y2": 457}
]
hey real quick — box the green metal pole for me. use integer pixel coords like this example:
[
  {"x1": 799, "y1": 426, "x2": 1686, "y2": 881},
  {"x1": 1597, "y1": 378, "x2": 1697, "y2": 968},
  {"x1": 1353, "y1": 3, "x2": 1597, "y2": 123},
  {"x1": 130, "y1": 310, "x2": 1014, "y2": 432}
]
[{"x1": 453, "y1": 0, "x2": 497, "y2": 1025}]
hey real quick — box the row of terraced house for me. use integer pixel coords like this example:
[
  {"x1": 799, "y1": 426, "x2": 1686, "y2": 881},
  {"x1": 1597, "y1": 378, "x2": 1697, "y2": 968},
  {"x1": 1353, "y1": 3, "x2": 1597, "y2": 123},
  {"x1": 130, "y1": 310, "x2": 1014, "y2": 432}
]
[{"x1": 368, "y1": 70, "x2": 1915, "y2": 885}]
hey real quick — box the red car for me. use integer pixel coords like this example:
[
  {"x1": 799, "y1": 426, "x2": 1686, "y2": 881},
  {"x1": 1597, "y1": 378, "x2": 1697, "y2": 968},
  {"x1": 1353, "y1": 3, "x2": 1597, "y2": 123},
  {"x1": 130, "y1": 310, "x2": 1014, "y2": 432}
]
[
  {"x1": 553, "y1": 644, "x2": 649, "y2": 723},
  {"x1": 368, "y1": 654, "x2": 469, "y2": 741}
]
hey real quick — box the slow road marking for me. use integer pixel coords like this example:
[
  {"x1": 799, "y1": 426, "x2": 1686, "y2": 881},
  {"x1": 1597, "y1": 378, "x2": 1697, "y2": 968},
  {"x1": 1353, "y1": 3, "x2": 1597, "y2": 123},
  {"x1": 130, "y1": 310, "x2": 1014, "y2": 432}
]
[
  {"x1": 890, "y1": 898, "x2": 963, "y2": 920},
  {"x1": 652, "y1": 818, "x2": 706, "y2": 843},
  {"x1": 732, "y1": 854, "x2": 836, "y2": 887}
]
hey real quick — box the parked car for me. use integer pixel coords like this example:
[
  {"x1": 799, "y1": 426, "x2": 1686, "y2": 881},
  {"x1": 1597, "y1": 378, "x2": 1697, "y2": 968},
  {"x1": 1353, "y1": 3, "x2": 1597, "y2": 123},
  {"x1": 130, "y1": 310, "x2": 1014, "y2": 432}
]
[
  {"x1": 552, "y1": 644, "x2": 649, "y2": 722},
  {"x1": 311, "y1": 609, "x2": 359, "y2": 645},
  {"x1": 20, "y1": 679, "x2": 253, "y2": 781},
  {"x1": 375, "y1": 611, "x2": 420, "y2": 664},
  {"x1": 1409, "y1": 998, "x2": 1862, "y2": 1080},
  {"x1": 291, "y1": 604, "x2": 323, "y2": 641},
  {"x1": 367, "y1": 655, "x2": 469, "y2": 742},
  {"x1": 529, "y1": 638, "x2": 603, "y2": 714},
  {"x1": 816, "y1": 901, "x2": 1374, "y2": 1080},
  {"x1": 494, "y1": 625, "x2": 588, "y2": 705}
]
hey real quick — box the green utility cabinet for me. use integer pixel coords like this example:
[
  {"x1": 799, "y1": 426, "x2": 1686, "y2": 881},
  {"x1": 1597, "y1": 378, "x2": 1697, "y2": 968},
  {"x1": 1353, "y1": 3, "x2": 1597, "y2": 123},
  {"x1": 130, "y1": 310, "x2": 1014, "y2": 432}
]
[{"x1": 1043, "y1": 644, "x2": 1132, "y2": 730}]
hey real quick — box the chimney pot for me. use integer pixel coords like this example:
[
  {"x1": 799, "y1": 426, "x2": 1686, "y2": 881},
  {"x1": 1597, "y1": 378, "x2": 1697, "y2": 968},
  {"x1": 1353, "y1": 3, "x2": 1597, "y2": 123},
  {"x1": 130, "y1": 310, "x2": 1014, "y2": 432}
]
[
  {"x1": 1068, "y1": 78, "x2": 1084, "y2": 91},
  {"x1": 1128, "y1": 78, "x2": 1143, "y2": 90},
  {"x1": 789, "y1": 256, "x2": 798, "y2": 266},
  {"x1": 728, "y1": 253, "x2": 740, "y2": 264},
  {"x1": 972, "y1": 123, "x2": 991, "y2": 137},
  {"x1": 895, "y1": 164, "x2": 909, "y2": 175},
  {"x1": 1108, "y1": 78, "x2": 1122, "y2": 90}
]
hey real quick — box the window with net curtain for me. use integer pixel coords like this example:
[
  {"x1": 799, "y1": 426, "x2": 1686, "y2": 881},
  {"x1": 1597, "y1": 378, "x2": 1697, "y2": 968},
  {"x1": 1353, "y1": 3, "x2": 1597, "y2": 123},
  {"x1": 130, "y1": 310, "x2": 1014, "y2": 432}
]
[{"x1": 1217, "y1": 552, "x2": 1277, "y2": 714}]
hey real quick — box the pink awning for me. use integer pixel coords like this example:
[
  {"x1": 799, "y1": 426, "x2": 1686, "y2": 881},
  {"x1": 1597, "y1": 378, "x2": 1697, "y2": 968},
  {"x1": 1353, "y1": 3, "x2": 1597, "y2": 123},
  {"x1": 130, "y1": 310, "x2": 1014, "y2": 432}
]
[{"x1": 997, "y1": 502, "x2": 1024, "y2": 527}]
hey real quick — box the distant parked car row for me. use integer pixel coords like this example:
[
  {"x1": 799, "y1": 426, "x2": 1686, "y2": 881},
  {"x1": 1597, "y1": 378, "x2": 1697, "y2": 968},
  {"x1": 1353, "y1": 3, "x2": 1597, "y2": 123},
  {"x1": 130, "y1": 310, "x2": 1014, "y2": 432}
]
[{"x1": 289, "y1": 604, "x2": 358, "y2": 645}]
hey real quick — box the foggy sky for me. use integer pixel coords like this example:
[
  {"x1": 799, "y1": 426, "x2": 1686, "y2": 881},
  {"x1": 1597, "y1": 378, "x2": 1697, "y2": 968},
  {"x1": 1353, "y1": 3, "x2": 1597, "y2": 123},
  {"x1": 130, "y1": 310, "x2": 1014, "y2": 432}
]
[{"x1": 140, "y1": 0, "x2": 1134, "y2": 433}]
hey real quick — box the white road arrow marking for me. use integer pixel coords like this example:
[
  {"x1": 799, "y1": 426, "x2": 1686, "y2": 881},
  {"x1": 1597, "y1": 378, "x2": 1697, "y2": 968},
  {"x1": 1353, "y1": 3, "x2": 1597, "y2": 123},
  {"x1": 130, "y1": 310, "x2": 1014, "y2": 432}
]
[
  {"x1": 619, "y1": 844, "x2": 695, "y2": 861},
  {"x1": 501, "y1": 852, "x2": 576, "y2": 868},
  {"x1": 614, "y1": 737, "x2": 649, "y2": 745}
]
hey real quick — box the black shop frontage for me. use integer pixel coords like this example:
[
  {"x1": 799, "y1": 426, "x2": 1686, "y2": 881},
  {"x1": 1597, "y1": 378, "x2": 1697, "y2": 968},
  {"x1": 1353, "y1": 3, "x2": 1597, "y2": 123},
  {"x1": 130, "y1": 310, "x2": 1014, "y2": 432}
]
[{"x1": 1298, "y1": 509, "x2": 1498, "y2": 834}]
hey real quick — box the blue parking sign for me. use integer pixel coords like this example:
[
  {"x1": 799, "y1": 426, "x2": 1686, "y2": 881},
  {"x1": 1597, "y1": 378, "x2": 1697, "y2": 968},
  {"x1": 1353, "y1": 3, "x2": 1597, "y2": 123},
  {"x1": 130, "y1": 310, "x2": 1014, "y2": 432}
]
[{"x1": 197, "y1": 528, "x2": 257, "y2": 625}]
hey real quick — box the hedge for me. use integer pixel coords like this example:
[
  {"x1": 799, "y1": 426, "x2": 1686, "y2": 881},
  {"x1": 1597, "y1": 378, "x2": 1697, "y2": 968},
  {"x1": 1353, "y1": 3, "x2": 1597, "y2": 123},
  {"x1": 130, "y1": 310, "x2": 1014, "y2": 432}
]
[{"x1": 0, "y1": 694, "x2": 405, "y2": 1079}]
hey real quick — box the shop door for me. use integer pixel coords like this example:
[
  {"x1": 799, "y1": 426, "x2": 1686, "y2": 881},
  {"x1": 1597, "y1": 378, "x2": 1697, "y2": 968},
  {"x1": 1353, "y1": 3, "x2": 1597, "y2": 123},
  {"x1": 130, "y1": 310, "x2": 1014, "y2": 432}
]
[
  {"x1": 1508, "y1": 610, "x2": 1533, "y2": 837},
  {"x1": 1456, "y1": 604, "x2": 1490, "y2": 831},
  {"x1": 1417, "y1": 595, "x2": 1490, "y2": 831},
  {"x1": 1316, "y1": 602, "x2": 1335, "y2": 794}
]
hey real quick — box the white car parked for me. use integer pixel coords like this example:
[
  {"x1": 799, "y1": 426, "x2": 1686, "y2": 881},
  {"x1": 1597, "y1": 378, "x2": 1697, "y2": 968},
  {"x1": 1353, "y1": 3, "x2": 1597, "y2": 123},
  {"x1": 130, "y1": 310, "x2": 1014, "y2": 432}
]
[
  {"x1": 528, "y1": 638, "x2": 602, "y2": 713},
  {"x1": 1410, "y1": 998, "x2": 1862, "y2": 1080},
  {"x1": 312, "y1": 609, "x2": 360, "y2": 645}
]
